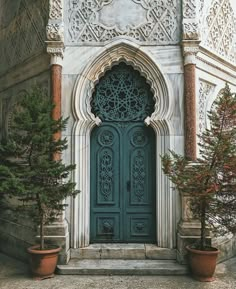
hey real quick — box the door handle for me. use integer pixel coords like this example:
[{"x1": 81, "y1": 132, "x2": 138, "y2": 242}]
[{"x1": 127, "y1": 180, "x2": 131, "y2": 192}]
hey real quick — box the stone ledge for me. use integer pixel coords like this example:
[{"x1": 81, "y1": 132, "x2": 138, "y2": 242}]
[
  {"x1": 71, "y1": 244, "x2": 176, "y2": 260},
  {"x1": 57, "y1": 259, "x2": 188, "y2": 275}
]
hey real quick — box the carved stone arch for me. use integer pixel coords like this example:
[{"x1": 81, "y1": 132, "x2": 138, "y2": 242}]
[
  {"x1": 73, "y1": 41, "x2": 173, "y2": 123},
  {"x1": 71, "y1": 40, "x2": 177, "y2": 249}
]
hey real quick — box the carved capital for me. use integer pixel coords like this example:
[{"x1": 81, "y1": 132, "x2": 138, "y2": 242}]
[
  {"x1": 49, "y1": 0, "x2": 63, "y2": 19},
  {"x1": 182, "y1": 41, "x2": 200, "y2": 65},
  {"x1": 46, "y1": 41, "x2": 64, "y2": 66},
  {"x1": 46, "y1": 23, "x2": 64, "y2": 42}
]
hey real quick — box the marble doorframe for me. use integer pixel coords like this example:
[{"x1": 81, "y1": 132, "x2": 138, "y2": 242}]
[{"x1": 71, "y1": 39, "x2": 177, "y2": 249}]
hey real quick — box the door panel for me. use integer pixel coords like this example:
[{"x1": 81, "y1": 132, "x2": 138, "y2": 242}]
[{"x1": 90, "y1": 122, "x2": 156, "y2": 243}]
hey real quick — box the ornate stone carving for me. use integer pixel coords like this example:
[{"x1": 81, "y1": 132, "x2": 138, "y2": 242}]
[
  {"x1": 183, "y1": 20, "x2": 199, "y2": 40},
  {"x1": 198, "y1": 80, "x2": 215, "y2": 133},
  {"x1": 182, "y1": 0, "x2": 199, "y2": 40},
  {"x1": 47, "y1": 0, "x2": 64, "y2": 63},
  {"x1": 46, "y1": 23, "x2": 64, "y2": 41},
  {"x1": 0, "y1": 0, "x2": 48, "y2": 75},
  {"x1": 203, "y1": 0, "x2": 236, "y2": 64},
  {"x1": 49, "y1": 0, "x2": 63, "y2": 19},
  {"x1": 67, "y1": 0, "x2": 181, "y2": 43},
  {"x1": 183, "y1": 0, "x2": 196, "y2": 18}
]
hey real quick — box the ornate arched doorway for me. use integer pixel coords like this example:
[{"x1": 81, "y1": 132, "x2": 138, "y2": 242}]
[{"x1": 90, "y1": 62, "x2": 156, "y2": 243}]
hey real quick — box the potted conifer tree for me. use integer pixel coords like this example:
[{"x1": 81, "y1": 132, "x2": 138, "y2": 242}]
[
  {"x1": 161, "y1": 84, "x2": 236, "y2": 281},
  {"x1": 0, "y1": 87, "x2": 79, "y2": 279}
]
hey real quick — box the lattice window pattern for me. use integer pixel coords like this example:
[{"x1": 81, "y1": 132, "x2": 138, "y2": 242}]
[{"x1": 91, "y1": 63, "x2": 155, "y2": 122}]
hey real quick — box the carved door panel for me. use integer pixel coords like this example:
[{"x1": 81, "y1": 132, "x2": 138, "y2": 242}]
[{"x1": 90, "y1": 122, "x2": 156, "y2": 243}]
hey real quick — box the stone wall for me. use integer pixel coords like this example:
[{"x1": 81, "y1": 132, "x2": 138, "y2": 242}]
[
  {"x1": 0, "y1": 0, "x2": 49, "y2": 76},
  {"x1": 0, "y1": 70, "x2": 51, "y2": 261}
]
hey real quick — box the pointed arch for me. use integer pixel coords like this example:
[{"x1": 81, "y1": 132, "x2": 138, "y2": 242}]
[{"x1": 71, "y1": 40, "x2": 177, "y2": 250}]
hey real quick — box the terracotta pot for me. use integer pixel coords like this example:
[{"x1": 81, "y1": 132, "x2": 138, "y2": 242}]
[
  {"x1": 27, "y1": 245, "x2": 61, "y2": 279},
  {"x1": 186, "y1": 245, "x2": 219, "y2": 282}
]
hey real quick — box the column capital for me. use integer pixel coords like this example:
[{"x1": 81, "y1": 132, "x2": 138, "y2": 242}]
[
  {"x1": 182, "y1": 40, "x2": 200, "y2": 65},
  {"x1": 46, "y1": 41, "x2": 64, "y2": 66}
]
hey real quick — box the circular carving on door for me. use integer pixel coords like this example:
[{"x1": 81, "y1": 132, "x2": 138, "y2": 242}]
[
  {"x1": 131, "y1": 130, "x2": 148, "y2": 146},
  {"x1": 98, "y1": 130, "x2": 114, "y2": 146}
]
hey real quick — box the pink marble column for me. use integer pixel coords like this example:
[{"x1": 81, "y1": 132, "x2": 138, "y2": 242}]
[
  {"x1": 184, "y1": 63, "x2": 196, "y2": 160},
  {"x1": 51, "y1": 64, "x2": 62, "y2": 161}
]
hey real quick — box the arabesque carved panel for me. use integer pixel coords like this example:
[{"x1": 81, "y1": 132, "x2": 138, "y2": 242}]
[
  {"x1": 67, "y1": 0, "x2": 181, "y2": 44},
  {"x1": 203, "y1": 0, "x2": 236, "y2": 64},
  {"x1": 198, "y1": 80, "x2": 215, "y2": 133}
]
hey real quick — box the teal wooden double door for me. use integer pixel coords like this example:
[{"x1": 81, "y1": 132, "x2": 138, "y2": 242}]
[
  {"x1": 90, "y1": 62, "x2": 156, "y2": 243},
  {"x1": 90, "y1": 122, "x2": 156, "y2": 243}
]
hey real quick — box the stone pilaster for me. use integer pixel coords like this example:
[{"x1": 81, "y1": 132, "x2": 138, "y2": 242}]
[
  {"x1": 178, "y1": 2, "x2": 202, "y2": 262},
  {"x1": 44, "y1": 1, "x2": 69, "y2": 265}
]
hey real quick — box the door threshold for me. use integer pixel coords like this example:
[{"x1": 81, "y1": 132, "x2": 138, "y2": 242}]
[{"x1": 70, "y1": 243, "x2": 176, "y2": 260}]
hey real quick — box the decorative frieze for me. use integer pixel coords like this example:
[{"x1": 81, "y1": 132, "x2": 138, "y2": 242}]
[{"x1": 67, "y1": 0, "x2": 181, "y2": 44}]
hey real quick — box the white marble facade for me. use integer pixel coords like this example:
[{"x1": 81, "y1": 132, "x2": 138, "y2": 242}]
[
  {"x1": 1, "y1": 0, "x2": 236, "y2": 262},
  {"x1": 56, "y1": 0, "x2": 236, "y2": 254}
]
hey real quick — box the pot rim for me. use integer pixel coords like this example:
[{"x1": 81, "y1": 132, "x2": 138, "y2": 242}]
[
  {"x1": 186, "y1": 245, "x2": 220, "y2": 255},
  {"x1": 27, "y1": 245, "x2": 61, "y2": 255}
]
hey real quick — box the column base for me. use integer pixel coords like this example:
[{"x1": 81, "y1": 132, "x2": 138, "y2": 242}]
[
  {"x1": 36, "y1": 221, "x2": 70, "y2": 265},
  {"x1": 177, "y1": 221, "x2": 211, "y2": 264}
]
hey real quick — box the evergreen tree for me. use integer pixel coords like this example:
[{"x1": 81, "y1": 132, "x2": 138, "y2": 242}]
[
  {"x1": 162, "y1": 84, "x2": 236, "y2": 250},
  {"x1": 0, "y1": 87, "x2": 79, "y2": 250}
]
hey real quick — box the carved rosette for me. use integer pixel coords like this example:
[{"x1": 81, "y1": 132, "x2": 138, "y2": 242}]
[
  {"x1": 46, "y1": 0, "x2": 64, "y2": 65},
  {"x1": 182, "y1": 0, "x2": 200, "y2": 40}
]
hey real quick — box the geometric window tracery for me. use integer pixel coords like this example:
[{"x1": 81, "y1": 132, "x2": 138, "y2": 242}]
[{"x1": 91, "y1": 62, "x2": 155, "y2": 122}]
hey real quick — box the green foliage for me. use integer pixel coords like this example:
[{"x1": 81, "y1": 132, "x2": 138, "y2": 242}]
[
  {"x1": 0, "y1": 87, "x2": 79, "y2": 249},
  {"x1": 162, "y1": 84, "x2": 236, "y2": 250}
]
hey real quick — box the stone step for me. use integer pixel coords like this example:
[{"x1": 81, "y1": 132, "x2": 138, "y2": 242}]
[
  {"x1": 70, "y1": 244, "x2": 176, "y2": 260},
  {"x1": 57, "y1": 259, "x2": 188, "y2": 275}
]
